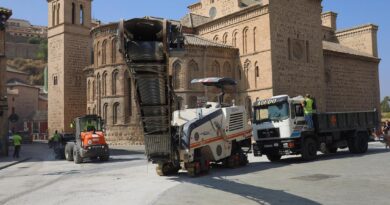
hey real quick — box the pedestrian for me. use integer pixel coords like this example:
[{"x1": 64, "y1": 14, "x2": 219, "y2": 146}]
[
  {"x1": 302, "y1": 94, "x2": 314, "y2": 129},
  {"x1": 384, "y1": 120, "x2": 390, "y2": 135},
  {"x1": 52, "y1": 130, "x2": 61, "y2": 159},
  {"x1": 12, "y1": 132, "x2": 22, "y2": 159}
]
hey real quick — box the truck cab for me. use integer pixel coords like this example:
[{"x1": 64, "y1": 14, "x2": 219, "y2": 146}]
[
  {"x1": 253, "y1": 95, "x2": 306, "y2": 141},
  {"x1": 252, "y1": 95, "x2": 377, "y2": 162}
]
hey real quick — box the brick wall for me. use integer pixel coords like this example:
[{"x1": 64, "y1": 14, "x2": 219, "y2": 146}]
[{"x1": 336, "y1": 25, "x2": 378, "y2": 57}]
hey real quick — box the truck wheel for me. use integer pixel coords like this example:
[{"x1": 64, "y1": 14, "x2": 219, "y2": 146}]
[
  {"x1": 65, "y1": 143, "x2": 74, "y2": 161},
  {"x1": 266, "y1": 154, "x2": 282, "y2": 162},
  {"x1": 348, "y1": 137, "x2": 358, "y2": 153},
  {"x1": 73, "y1": 147, "x2": 83, "y2": 164},
  {"x1": 328, "y1": 147, "x2": 338, "y2": 153},
  {"x1": 302, "y1": 138, "x2": 317, "y2": 161},
  {"x1": 356, "y1": 132, "x2": 369, "y2": 153}
]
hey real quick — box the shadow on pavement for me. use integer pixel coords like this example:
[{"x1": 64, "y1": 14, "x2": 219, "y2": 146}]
[{"x1": 165, "y1": 170, "x2": 320, "y2": 205}]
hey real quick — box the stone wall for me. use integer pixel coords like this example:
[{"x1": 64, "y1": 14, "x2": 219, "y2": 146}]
[
  {"x1": 324, "y1": 52, "x2": 380, "y2": 113},
  {"x1": 336, "y1": 24, "x2": 378, "y2": 57},
  {"x1": 5, "y1": 42, "x2": 40, "y2": 59},
  {"x1": 269, "y1": 0, "x2": 326, "y2": 111},
  {"x1": 197, "y1": 4, "x2": 273, "y2": 105}
]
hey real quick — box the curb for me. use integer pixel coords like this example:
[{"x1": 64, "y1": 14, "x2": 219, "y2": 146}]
[{"x1": 0, "y1": 158, "x2": 31, "y2": 170}]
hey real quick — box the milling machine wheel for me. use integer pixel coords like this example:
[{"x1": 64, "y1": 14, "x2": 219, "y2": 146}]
[
  {"x1": 186, "y1": 162, "x2": 201, "y2": 177},
  {"x1": 156, "y1": 163, "x2": 180, "y2": 176}
]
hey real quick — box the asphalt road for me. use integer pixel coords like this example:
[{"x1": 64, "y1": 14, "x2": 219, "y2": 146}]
[{"x1": 0, "y1": 142, "x2": 389, "y2": 205}]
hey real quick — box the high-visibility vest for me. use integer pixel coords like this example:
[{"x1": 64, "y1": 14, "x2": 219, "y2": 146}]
[
  {"x1": 304, "y1": 98, "x2": 314, "y2": 115},
  {"x1": 52, "y1": 133, "x2": 60, "y2": 142},
  {"x1": 13, "y1": 134, "x2": 22, "y2": 146}
]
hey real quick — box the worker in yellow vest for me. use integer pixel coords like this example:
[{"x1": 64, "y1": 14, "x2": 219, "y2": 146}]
[
  {"x1": 12, "y1": 132, "x2": 22, "y2": 159},
  {"x1": 302, "y1": 94, "x2": 314, "y2": 129}
]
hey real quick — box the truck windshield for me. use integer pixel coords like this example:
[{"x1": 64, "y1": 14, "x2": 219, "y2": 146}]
[{"x1": 254, "y1": 102, "x2": 289, "y2": 123}]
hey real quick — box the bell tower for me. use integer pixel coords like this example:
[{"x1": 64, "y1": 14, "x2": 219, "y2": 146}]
[{"x1": 47, "y1": 0, "x2": 92, "y2": 134}]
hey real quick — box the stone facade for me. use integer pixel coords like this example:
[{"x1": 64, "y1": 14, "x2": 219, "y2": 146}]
[
  {"x1": 49, "y1": 0, "x2": 381, "y2": 144},
  {"x1": 47, "y1": 0, "x2": 91, "y2": 135}
]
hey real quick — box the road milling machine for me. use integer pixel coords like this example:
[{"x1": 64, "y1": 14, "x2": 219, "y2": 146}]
[{"x1": 118, "y1": 18, "x2": 252, "y2": 176}]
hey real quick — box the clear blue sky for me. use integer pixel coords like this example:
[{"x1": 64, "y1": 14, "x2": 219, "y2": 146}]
[{"x1": 1, "y1": 0, "x2": 389, "y2": 99}]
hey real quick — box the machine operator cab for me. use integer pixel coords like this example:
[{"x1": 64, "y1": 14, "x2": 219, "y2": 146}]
[
  {"x1": 171, "y1": 77, "x2": 238, "y2": 127},
  {"x1": 252, "y1": 95, "x2": 307, "y2": 140},
  {"x1": 71, "y1": 115, "x2": 107, "y2": 148}
]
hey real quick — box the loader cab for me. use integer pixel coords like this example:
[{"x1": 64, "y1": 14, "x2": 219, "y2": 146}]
[{"x1": 72, "y1": 115, "x2": 105, "y2": 146}]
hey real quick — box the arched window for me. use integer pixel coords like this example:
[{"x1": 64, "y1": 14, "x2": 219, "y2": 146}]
[
  {"x1": 173, "y1": 61, "x2": 182, "y2": 89},
  {"x1": 102, "y1": 40, "x2": 107, "y2": 65},
  {"x1": 53, "y1": 75, "x2": 58, "y2": 85},
  {"x1": 113, "y1": 103, "x2": 119, "y2": 125},
  {"x1": 125, "y1": 72, "x2": 132, "y2": 123},
  {"x1": 112, "y1": 70, "x2": 119, "y2": 95},
  {"x1": 238, "y1": 68, "x2": 242, "y2": 80},
  {"x1": 243, "y1": 27, "x2": 249, "y2": 54},
  {"x1": 87, "y1": 80, "x2": 91, "y2": 101},
  {"x1": 255, "y1": 62, "x2": 259, "y2": 88},
  {"x1": 212, "y1": 61, "x2": 220, "y2": 77},
  {"x1": 222, "y1": 33, "x2": 228, "y2": 44},
  {"x1": 112, "y1": 38, "x2": 117, "y2": 63},
  {"x1": 80, "y1": 5, "x2": 84, "y2": 25},
  {"x1": 253, "y1": 27, "x2": 257, "y2": 52},
  {"x1": 96, "y1": 42, "x2": 100, "y2": 66},
  {"x1": 56, "y1": 4, "x2": 60, "y2": 25},
  {"x1": 71, "y1": 3, "x2": 75, "y2": 24},
  {"x1": 232, "y1": 31, "x2": 238, "y2": 47},
  {"x1": 213, "y1": 35, "x2": 219, "y2": 42},
  {"x1": 52, "y1": 4, "x2": 56, "y2": 27},
  {"x1": 102, "y1": 72, "x2": 107, "y2": 96},
  {"x1": 223, "y1": 62, "x2": 232, "y2": 77},
  {"x1": 188, "y1": 60, "x2": 200, "y2": 89},
  {"x1": 244, "y1": 59, "x2": 251, "y2": 81},
  {"x1": 103, "y1": 103, "x2": 108, "y2": 121},
  {"x1": 92, "y1": 80, "x2": 95, "y2": 100}
]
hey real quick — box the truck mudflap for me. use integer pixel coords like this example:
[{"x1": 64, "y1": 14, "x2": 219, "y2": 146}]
[{"x1": 254, "y1": 139, "x2": 302, "y2": 156}]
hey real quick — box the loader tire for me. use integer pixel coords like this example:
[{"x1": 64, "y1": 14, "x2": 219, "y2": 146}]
[
  {"x1": 99, "y1": 155, "x2": 109, "y2": 162},
  {"x1": 156, "y1": 163, "x2": 179, "y2": 176},
  {"x1": 65, "y1": 143, "x2": 74, "y2": 161},
  {"x1": 73, "y1": 147, "x2": 83, "y2": 164}
]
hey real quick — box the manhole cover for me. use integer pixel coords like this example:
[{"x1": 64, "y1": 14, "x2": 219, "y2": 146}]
[{"x1": 292, "y1": 174, "x2": 339, "y2": 181}]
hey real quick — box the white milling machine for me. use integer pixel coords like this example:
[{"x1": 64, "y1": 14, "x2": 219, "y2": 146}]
[{"x1": 118, "y1": 18, "x2": 252, "y2": 176}]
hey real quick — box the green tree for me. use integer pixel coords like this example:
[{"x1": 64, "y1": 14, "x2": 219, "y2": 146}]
[
  {"x1": 37, "y1": 39, "x2": 48, "y2": 62},
  {"x1": 381, "y1": 96, "x2": 390, "y2": 113},
  {"x1": 28, "y1": 36, "x2": 41, "y2": 44}
]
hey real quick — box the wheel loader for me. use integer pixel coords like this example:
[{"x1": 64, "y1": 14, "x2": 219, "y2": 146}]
[{"x1": 63, "y1": 115, "x2": 110, "y2": 164}]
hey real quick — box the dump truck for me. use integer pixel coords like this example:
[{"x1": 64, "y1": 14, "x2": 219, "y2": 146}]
[
  {"x1": 118, "y1": 18, "x2": 252, "y2": 176},
  {"x1": 62, "y1": 115, "x2": 110, "y2": 164},
  {"x1": 252, "y1": 95, "x2": 379, "y2": 161}
]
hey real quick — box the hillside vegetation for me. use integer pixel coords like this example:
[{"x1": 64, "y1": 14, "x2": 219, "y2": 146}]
[{"x1": 7, "y1": 58, "x2": 46, "y2": 85}]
